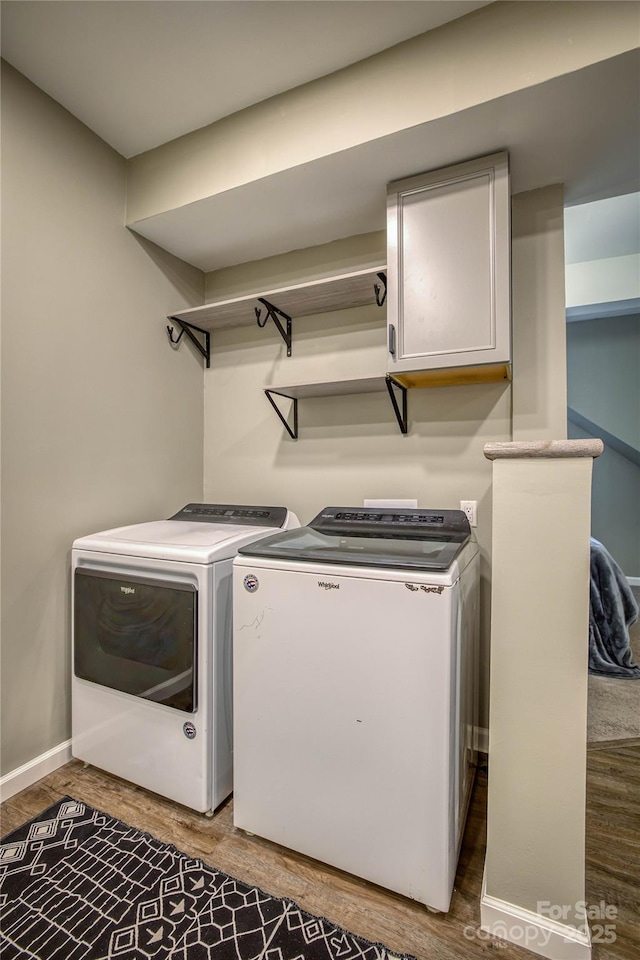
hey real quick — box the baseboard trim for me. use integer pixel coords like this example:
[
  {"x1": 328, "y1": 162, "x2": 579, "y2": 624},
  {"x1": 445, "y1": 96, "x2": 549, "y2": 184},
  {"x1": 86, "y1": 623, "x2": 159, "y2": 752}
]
[
  {"x1": 628, "y1": 576, "x2": 640, "y2": 587},
  {"x1": 474, "y1": 725, "x2": 489, "y2": 754},
  {"x1": 480, "y1": 872, "x2": 592, "y2": 960},
  {"x1": 0, "y1": 740, "x2": 72, "y2": 803}
]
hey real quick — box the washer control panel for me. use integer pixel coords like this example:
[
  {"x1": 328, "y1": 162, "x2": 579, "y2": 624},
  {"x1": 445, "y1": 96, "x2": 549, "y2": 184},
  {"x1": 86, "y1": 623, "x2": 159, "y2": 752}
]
[{"x1": 170, "y1": 503, "x2": 287, "y2": 527}]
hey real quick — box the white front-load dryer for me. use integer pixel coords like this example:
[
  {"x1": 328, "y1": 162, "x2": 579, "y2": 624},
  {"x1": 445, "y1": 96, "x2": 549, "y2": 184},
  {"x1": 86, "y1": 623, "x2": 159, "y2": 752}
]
[{"x1": 72, "y1": 503, "x2": 299, "y2": 812}]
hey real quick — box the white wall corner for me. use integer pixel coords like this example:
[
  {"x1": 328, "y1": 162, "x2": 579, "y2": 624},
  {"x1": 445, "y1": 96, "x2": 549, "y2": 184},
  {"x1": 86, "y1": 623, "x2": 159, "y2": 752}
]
[
  {"x1": 479, "y1": 872, "x2": 592, "y2": 960},
  {"x1": 565, "y1": 254, "x2": 640, "y2": 311},
  {"x1": 0, "y1": 740, "x2": 72, "y2": 803}
]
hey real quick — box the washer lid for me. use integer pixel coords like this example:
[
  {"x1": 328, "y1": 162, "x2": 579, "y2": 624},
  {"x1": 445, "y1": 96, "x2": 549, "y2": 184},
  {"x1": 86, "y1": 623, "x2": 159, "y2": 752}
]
[
  {"x1": 237, "y1": 507, "x2": 471, "y2": 571},
  {"x1": 73, "y1": 504, "x2": 295, "y2": 563}
]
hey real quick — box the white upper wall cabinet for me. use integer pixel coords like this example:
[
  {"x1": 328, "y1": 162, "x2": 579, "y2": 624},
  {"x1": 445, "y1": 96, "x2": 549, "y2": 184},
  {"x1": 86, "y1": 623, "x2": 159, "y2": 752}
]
[{"x1": 386, "y1": 152, "x2": 511, "y2": 388}]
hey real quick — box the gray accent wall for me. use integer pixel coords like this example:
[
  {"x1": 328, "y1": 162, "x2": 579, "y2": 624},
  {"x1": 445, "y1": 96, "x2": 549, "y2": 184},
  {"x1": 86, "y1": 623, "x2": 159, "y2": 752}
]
[
  {"x1": 0, "y1": 63, "x2": 205, "y2": 776},
  {"x1": 567, "y1": 314, "x2": 640, "y2": 576}
]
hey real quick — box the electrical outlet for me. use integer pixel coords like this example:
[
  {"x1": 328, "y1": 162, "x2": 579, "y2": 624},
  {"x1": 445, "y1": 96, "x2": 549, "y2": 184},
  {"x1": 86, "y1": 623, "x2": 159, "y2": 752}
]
[{"x1": 460, "y1": 500, "x2": 478, "y2": 527}]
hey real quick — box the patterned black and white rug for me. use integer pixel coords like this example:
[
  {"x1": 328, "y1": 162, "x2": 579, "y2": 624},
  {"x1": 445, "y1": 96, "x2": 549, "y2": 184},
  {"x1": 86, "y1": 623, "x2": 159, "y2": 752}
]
[{"x1": 0, "y1": 797, "x2": 412, "y2": 960}]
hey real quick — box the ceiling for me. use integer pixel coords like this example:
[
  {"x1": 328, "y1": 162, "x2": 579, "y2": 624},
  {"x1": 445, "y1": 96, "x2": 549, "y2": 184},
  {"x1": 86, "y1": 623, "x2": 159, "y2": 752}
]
[
  {"x1": 0, "y1": 0, "x2": 491, "y2": 158},
  {"x1": 131, "y1": 48, "x2": 640, "y2": 271},
  {"x1": 2, "y1": 0, "x2": 638, "y2": 274}
]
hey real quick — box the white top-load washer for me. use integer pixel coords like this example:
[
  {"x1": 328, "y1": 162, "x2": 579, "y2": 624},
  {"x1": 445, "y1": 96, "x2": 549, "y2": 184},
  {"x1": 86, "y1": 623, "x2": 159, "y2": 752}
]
[
  {"x1": 72, "y1": 503, "x2": 299, "y2": 813},
  {"x1": 232, "y1": 506, "x2": 479, "y2": 912}
]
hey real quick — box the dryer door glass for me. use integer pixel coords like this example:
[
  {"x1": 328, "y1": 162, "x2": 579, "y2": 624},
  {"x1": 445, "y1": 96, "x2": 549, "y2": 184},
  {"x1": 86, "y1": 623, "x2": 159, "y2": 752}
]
[{"x1": 74, "y1": 569, "x2": 197, "y2": 712}]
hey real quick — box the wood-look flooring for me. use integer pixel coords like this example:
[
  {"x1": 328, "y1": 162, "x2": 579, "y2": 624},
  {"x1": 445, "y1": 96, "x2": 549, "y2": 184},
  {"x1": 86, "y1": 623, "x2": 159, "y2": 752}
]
[{"x1": 1, "y1": 742, "x2": 639, "y2": 960}]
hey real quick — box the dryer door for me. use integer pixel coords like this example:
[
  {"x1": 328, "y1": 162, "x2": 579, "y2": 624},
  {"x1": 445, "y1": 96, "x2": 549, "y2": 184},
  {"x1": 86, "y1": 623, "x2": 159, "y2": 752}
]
[{"x1": 74, "y1": 569, "x2": 197, "y2": 712}]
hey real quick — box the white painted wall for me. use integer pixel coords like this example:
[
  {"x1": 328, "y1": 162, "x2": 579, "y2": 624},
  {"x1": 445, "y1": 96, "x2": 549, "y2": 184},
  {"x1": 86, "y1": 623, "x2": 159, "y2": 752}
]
[
  {"x1": 512, "y1": 185, "x2": 568, "y2": 441},
  {"x1": 566, "y1": 254, "x2": 640, "y2": 309},
  {"x1": 126, "y1": 1, "x2": 638, "y2": 225},
  {"x1": 202, "y1": 186, "x2": 567, "y2": 730},
  {"x1": 0, "y1": 63, "x2": 205, "y2": 776},
  {"x1": 482, "y1": 449, "x2": 596, "y2": 958},
  {"x1": 565, "y1": 193, "x2": 640, "y2": 311}
]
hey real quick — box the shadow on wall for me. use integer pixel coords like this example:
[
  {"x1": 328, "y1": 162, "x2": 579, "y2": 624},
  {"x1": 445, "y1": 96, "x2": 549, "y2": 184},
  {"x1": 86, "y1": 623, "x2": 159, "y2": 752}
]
[{"x1": 129, "y1": 231, "x2": 205, "y2": 305}]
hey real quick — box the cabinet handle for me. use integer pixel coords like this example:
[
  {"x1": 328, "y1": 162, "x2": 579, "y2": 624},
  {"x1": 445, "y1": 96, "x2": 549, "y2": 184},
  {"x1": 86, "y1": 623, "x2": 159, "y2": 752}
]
[{"x1": 388, "y1": 324, "x2": 396, "y2": 356}]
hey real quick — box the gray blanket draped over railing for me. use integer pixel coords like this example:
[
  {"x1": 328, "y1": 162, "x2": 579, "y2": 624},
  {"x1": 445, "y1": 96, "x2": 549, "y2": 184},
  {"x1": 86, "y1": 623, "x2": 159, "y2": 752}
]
[{"x1": 589, "y1": 537, "x2": 640, "y2": 678}]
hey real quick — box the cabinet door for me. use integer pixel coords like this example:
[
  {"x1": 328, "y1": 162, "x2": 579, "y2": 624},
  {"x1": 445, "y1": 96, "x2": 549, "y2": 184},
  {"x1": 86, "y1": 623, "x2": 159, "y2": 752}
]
[{"x1": 387, "y1": 152, "x2": 510, "y2": 380}]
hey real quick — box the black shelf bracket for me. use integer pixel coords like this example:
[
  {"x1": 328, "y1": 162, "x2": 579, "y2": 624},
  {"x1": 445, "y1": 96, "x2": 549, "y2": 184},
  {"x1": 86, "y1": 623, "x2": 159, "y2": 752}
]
[
  {"x1": 374, "y1": 272, "x2": 387, "y2": 307},
  {"x1": 265, "y1": 389, "x2": 298, "y2": 440},
  {"x1": 255, "y1": 298, "x2": 292, "y2": 357},
  {"x1": 167, "y1": 318, "x2": 211, "y2": 368},
  {"x1": 385, "y1": 375, "x2": 408, "y2": 435}
]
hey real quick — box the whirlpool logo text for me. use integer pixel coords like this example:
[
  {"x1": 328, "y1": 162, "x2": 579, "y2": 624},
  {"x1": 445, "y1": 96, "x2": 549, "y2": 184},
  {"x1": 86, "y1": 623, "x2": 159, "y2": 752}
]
[{"x1": 318, "y1": 581, "x2": 339, "y2": 590}]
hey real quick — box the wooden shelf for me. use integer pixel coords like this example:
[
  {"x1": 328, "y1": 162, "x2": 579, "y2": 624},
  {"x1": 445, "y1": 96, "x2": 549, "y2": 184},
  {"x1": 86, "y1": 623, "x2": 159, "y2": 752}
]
[
  {"x1": 168, "y1": 266, "x2": 387, "y2": 331},
  {"x1": 392, "y1": 362, "x2": 512, "y2": 389},
  {"x1": 264, "y1": 373, "x2": 407, "y2": 439},
  {"x1": 264, "y1": 375, "x2": 389, "y2": 400}
]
